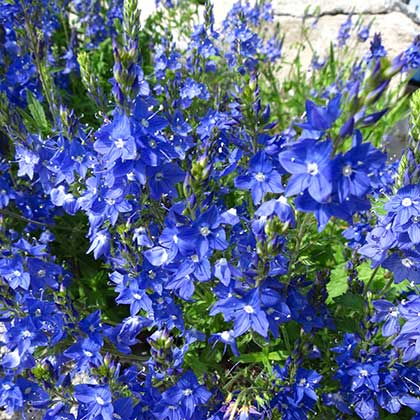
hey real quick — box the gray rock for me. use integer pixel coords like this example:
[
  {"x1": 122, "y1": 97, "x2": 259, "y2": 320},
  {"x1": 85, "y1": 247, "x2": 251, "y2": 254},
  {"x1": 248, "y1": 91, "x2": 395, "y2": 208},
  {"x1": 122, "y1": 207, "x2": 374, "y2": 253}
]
[{"x1": 273, "y1": 0, "x2": 420, "y2": 23}]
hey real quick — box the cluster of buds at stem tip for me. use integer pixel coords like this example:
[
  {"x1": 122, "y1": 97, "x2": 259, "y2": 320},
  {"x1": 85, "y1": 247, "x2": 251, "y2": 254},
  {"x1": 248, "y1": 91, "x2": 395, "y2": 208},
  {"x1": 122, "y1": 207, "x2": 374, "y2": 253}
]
[
  {"x1": 112, "y1": 0, "x2": 142, "y2": 113},
  {"x1": 191, "y1": 154, "x2": 211, "y2": 183},
  {"x1": 147, "y1": 329, "x2": 173, "y2": 365},
  {"x1": 77, "y1": 52, "x2": 107, "y2": 112}
]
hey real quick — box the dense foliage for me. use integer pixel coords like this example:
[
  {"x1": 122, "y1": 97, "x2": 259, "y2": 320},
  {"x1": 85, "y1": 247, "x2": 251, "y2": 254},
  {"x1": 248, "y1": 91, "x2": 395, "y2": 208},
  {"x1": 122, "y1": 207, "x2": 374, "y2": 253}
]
[{"x1": 1, "y1": 0, "x2": 420, "y2": 418}]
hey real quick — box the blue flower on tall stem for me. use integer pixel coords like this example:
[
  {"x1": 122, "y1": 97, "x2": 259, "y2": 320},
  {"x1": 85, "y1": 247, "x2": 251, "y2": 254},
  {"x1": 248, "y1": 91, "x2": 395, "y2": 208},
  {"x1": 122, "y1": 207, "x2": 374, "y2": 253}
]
[
  {"x1": 94, "y1": 114, "x2": 136, "y2": 163},
  {"x1": 279, "y1": 139, "x2": 333, "y2": 202},
  {"x1": 235, "y1": 151, "x2": 283, "y2": 204}
]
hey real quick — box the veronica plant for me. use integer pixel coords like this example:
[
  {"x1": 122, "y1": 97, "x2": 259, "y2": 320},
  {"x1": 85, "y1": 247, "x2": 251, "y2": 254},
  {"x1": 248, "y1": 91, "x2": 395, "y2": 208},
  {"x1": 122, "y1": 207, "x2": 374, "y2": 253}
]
[{"x1": 0, "y1": 1, "x2": 420, "y2": 419}]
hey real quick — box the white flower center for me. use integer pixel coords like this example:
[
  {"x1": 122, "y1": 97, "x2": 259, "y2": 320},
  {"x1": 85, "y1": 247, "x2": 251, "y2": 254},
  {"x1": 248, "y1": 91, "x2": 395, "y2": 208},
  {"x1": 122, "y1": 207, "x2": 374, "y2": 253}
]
[
  {"x1": 220, "y1": 331, "x2": 231, "y2": 341},
  {"x1": 191, "y1": 254, "x2": 199, "y2": 262},
  {"x1": 390, "y1": 308, "x2": 399, "y2": 317},
  {"x1": 359, "y1": 369, "x2": 369, "y2": 377},
  {"x1": 402, "y1": 197, "x2": 413, "y2": 207},
  {"x1": 133, "y1": 293, "x2": 142, "y2": 300},
  {"x1": 342, "y1": 165, "x2": 353, "y2": 176},
  {"x1": 277, "y1": 195, "x2": 288, "y2": 205},
  {"x1": 96, "y1": 396, "x2": 105, "y2": 405},
  {"x1": 200, "y1": 226, "x2": 210, "y2": 236},
  {"x1": 243, "y1": 305, "x2": 255, "y2": 314},
  {"x1": 83, "y1": 350, "x2": 93, "y2": 357},
  {"x1": 141, "y1": 119, "x2": 149, "y2": 128},
  {"x1": 307, "y1": 162, "x2": 319, "y2": 176},
  {"x1": 183, "y1": 388, "x2": 193, "y2": 396},
  {"x1": 401, "y1": 257, "x2": 414, "y2": 268},
  {"x1": 96, "y1": 233, "x2": 107, "y2": 242},
  {"x1": 255, "y1": 172, "x2": 266, "y2": 182},
  {"x1": 114, "y1": 138, "x2": 125, "y2": 149}
]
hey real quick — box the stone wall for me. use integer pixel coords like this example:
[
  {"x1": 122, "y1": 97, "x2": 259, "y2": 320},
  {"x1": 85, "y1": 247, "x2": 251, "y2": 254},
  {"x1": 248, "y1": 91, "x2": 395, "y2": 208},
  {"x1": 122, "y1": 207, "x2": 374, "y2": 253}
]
[
  {"x1": 140, "y1": 1, "x2": 419, "y2": 71},
  {"x1": 271, "y1": 0, "x2": 420, "y2": 68}
]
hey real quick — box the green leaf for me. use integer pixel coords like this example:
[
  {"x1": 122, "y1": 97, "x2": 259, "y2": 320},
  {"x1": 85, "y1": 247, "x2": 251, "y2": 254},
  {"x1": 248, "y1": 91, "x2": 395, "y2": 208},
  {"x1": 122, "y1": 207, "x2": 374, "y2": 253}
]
[
  {"x1": 26, "y1": 90, "x2": 50, "y2": 135},
  {"x1": 326, "y1": 262, "x2": 348, "y2": 303},
  {"x1": 237, "y1": 352, "x2": 267, "y2": 364},
  {"x1": 335, "y1": 292, "x2": 365, "y2": 313},
  {"x1": 371, "y1": 197, "x2": 388, "y2": 216},
  {"x1": 358, "y1": 261, "x2": 385, "y2": 289}
]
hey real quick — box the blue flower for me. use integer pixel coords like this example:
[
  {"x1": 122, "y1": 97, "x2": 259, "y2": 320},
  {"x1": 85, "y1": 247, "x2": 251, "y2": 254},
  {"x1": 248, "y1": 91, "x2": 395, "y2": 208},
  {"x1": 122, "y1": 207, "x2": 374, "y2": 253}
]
[
  {"x1": 74, "y1": 384, "x2": 113, "y2": 420},
  {"x1": 232, "y1": 289, "x2": 269, "y2": 338},
  {"x1": 337, "y1": 16, "x2": 352, "y2": 47},
  {"x1": 358, "y1": 25, "x2": 370, "y2": 42},
  {"x1": 298, "y1": 94, "x2": 341, "y2": 136},
  {"x1": 87, "y1": 230, "x2": 111, "y2": 259},
  {"x1": 94, "y1": 114, "x2": 136, "y2": 163},
  {"x1": 180, "y1": 78, "x2": 209, "y2": 108},
  {"x1": 279, "y1": 139, "x2": 333, "y2": 202},
  {"x1": 255, "y1": 196, "x2": 295, "y2": 226},
  {"x1": 161, "y1": 371, "x2": 211, "y2": 418},
  {"x1": 332, "y1": 136, "x2": 386, "y2": 202},
  {"x1": 384, "y1": 185, "x2": 420, "y2": 227},
  {"x1": 208, "y1": 330, "x2": 240, "y2": 356},
  {"x1": 15, "y1": 146, "x2": 39, "y2": 180},
  {"x1": 15, "y1": 378, "x2": 49, "y2": 410},
  {"x1": 170, "y1": 109, "x2": 192, "y2": 137},
  {"x1": 294, "y1": 191, "x2": 356, "y2": 232},
  {"x1": 347, "y1": 363, "x2": 380, "y2": 392},
  {"x1": 367, "y1": 33, "x2": 387, "y2": 61},
  {"x1": 382, "y1": 250, "x2": 420, "y2": 284},
  {"x1": 235, "y1": 151, "x2": 283, "y2": 204},
  {"x1": 133, "y1": 98, "x2": 168, "y2": 136},
  {"x1": 371, "y1": 300, "x2": 400, "y2": 336},
  {"x1": 116, "y1": 280, "x2": 153, "y2": 316},
  {"x1": 0, "y1": 257, "x2": 30, "y2": 290},
  {"x1": 147, "y1": 163, "x2": 184, "y2": 200},
  {"x1": 294, "y1": 368, "x2": 322, "y2": 403},
  {"x1": 191, "y1": 206, "x2": 228, "y2": 255},
  {"x1": 178, "y1": 253, "x2": 212, "y2": 282},
  {"x1": 0, "y1": 377, "x2": 23, "y2": 415},
  {"x1": 64, "y1": 338, "x2": 103, "y2": 371}
]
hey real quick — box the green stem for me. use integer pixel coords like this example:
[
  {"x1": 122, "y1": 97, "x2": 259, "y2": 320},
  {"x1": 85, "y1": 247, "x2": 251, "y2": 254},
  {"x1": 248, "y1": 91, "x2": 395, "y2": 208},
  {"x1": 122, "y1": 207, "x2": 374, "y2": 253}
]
[
  {"x1": 363, "y1": 265, "x2": 380, "y2": 295},
  {"x1": 376, "y1": 276, "x2": 394, "y2": 297},
  {"x1": 20, "y1": 0, "x2": 58, "y2": 119},
  {"x1": 0, "y1": 208, "x2": 82, "y2": 232}
]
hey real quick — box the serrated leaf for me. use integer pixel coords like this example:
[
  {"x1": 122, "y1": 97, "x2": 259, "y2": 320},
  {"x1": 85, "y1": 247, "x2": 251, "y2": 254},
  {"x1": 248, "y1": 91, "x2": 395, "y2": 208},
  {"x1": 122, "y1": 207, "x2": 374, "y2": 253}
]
[
  {"x1": 335, "y1": 292, "x2": 365, "y2": 313},
  {"x1": 326, "y1": 262, "x2": 348, "y2": 303}
]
